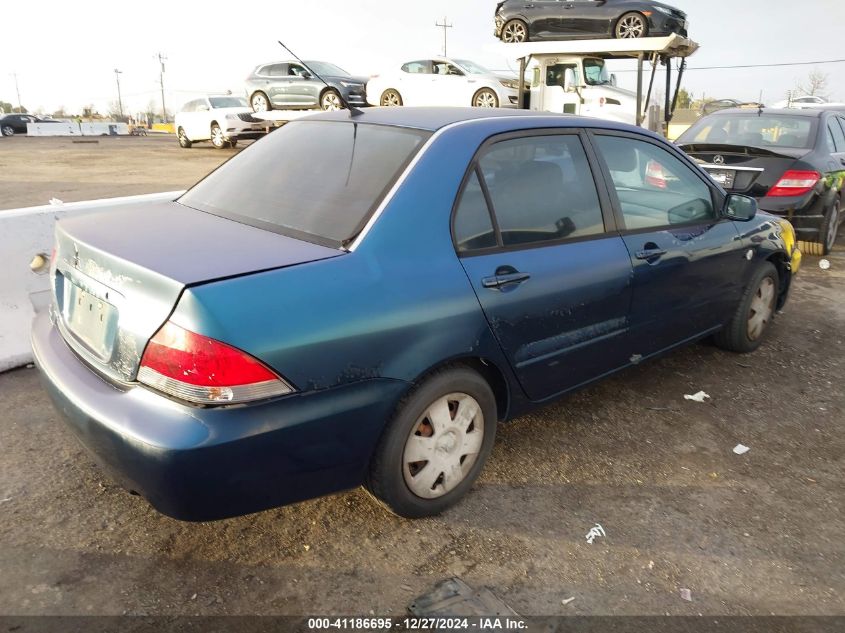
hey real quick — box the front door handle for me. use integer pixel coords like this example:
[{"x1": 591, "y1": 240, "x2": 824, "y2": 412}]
[
  {"x1": 635, "y1": 248, "x2": 667, "y2": 261},
  {"x1": 482, "y1": 272, "x2": 531, "y2": 289}
]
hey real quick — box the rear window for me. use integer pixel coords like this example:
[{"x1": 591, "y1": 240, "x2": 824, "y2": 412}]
[
  {"x1": 179, "y1": 121, "x2": 430, "y2": 248},
  {"x1": 679, "y1": 114, "x2": 816, "y2": 149}
]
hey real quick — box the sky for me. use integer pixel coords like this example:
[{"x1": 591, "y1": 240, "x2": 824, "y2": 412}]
[{"x1": 1, "y1": 0, "x2": 845, "y2": 116}]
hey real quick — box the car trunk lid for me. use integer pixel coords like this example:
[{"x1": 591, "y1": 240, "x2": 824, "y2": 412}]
[
  {"x1": 52, "y1": 201, "x2": 342, "y2": 383},
  {"x1": 680, "y1": 143, "x2": 809, "y2": 197}
]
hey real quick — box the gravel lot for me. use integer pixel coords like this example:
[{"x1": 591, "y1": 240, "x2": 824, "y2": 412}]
[{"x1": 0, "y1": 136, "x2": 843, "y2": 617}]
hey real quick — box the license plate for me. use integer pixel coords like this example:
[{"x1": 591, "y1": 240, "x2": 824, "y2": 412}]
[
  {"x1": 65, "y1": 284, "x2": 118, "y2": 359},
  {"x1": 707, "y1": 169, "x2": 736, "y2": 189}
]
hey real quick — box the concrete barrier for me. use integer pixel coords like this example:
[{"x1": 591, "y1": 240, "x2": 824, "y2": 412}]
[
  {"x1": 0, "y1": 191, "x2": 184, "y2": 372},
  {"x1": 27, "y1": 121, "x2": 81, "y2": 136}
]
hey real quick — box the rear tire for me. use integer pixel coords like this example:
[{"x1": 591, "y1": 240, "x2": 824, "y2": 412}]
[
  {"x1": 819, "y1": 197, "x2": 841, "y2": 255},
  {"x1": 714, "y1": 262, "x2": 779, "y2": 353},
  {"x1": 366, "y1": 366, "x2": 497, "y2": 518},
  {"x1": 501, "y1": 19, "x2": 529, "y2": 43},
  {"x1": 177, "y1": 127, "x2": 191, "y2": 148},
  {"x1": 2, "y1": 125, "x2": 15, "y2": 136},
  {"x1": 615, "y1": 12, "x2": 649, "y2": 39}
]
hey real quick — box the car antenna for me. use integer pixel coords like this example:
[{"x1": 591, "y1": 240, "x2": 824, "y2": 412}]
[{"x1": 277, "y1": 40, "x2": 364, "y2": 117}]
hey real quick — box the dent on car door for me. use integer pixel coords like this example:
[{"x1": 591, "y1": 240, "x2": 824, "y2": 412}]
[
  {"x1": 455, "y1": 131, "x2": 634, "y2": 401},
  {"x1": 590, "y1": 132, "x2": 747, "y2": 357}
]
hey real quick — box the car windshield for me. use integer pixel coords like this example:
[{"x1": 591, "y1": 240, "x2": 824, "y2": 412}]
[
  {"x1": 179, "y1": 121, "x2": 430, "y2": 248},
  {"x1": 678, "y1": 114, "x2": 816, "y2": 149},
  {"x1": 209, "y1": 97, "x2": 248, "y2": 108},
  {"x1": 583, "y1": 58, "x2": 612, "y2": 86},
  {"x1": 454, "y1": 59, "x2": 490, "y2": 75},
  {"x1": 304, "y1": 61, "x2": 350, "y2": 77}
]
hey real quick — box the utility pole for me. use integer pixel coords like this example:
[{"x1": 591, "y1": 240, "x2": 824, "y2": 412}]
[
  {"x1": 157, "y1": 53, "x2": 167, "y2": 122},
  {"x1": 435, "y1": 16, "x2": 453, "y2": 57},
  {"x1": 114, "y1": 69, "x2": 124, "y2": 119},
  {"x1": 11, "y1": 72, "x2": 22, "y2": 113}
]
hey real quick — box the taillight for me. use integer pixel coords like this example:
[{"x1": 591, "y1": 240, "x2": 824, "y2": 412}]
[
  {"x1": 767, "y1": 170, "x2": 821, "y2": 197},
  {"x1": 137, "y1": 321, "x2": 294, "y2": 405},
  {"x1": 645, "y1": 160, "x2": 668, "y2": 189}
]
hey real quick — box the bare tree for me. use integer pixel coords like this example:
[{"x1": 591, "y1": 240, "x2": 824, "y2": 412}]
[{"x1": 798, "y1": 69, "x2": 829, "y2": 97}]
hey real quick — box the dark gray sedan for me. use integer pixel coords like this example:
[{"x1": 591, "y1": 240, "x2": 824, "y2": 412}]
[{"x1": 245, "y1": 60, "x2": 368, "y2": 112}]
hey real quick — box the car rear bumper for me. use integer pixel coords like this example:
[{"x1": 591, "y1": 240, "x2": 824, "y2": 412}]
[
  {"x1": 31, "y1": 310, "x2": 408, "y2": 521},
  {"x1": 759, "y1": 193, "x2": 827, "y2": 237}
]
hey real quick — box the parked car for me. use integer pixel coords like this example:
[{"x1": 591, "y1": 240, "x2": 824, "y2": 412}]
[
  {"x1": 0, "y1": 113, "x2": 62, "y2": 136},
  {"x1": 174, "y1": 95, "x2": 268, "y2": 150},
  {"x1": 33, "y1": 108, "x2": 800, "y2": 522},
  {"x1": 495, "y1": 0, "x2": 688, "y2": 43},
  {"x1": 245, "y1": 60, "x2": 368, "y2": 112},
  {"x1": 771, "y1": 95, "x2": 828, "y2": 109},
  {"x1": 366, "y1": 58, "x2": 519, "y2": 108},
  {"x1": 677, "y1": 107, "x2": 845, "y2": 255},
  {"x1": 700, "y1": 99, "x2": 763, "y2": 116}
]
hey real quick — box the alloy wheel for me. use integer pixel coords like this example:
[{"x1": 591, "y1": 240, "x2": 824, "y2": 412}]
[
  {"x1": 251, "y1": 93, "x2": 269, "y2": 112},
  {"x1": 381, "y1": 91, "x2": 402, "y2": 107},
  {"x1": 502, "y1": 20, "x2": 527, "y2": 43},
  {"x1": 474, "y1": 90, "x2": 498, "y2": 108},
  {"x1": 1, "y1": 126, "x2": 14, "y2": 136},
  {"x1": 747, "y1": 277, "x2": 776, "y2": 341},
  {"x1": 211, "y1": 125, "x2": 225, "y2": 149},
  {"x1": 617, "y1": 14, "x2": 646, "y2": 38},
  {"x1": 402, "y1": 393, "x2": 485, "y2": 500},
  {"x1": 322, "y1": 92, "x2": 342, "y2": 111}
]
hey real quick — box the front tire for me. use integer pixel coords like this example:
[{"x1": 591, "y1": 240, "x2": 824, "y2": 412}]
[
  {"x1": 366, "y1": 366, "x2": 497, "y2": 518},
  {"x1": 380, "y1": 89, "x2": 403, "y2": 107},
  {"x1": 473, "y1": 88, "x2": 499, "y2": 108},
  {"x1": 615, "y1": 12, "x2": 648, "y2": 39},
  {"x1": 714, "y1": 262, "x2": 779, "y2": 353},
  {"x1": 321, "y1": 89, "x2": 343, "y2": 111},
  {"x1": 251, "y1": 92, "x2": 271, "y2": 112},
  {"x1": 177, "y1": 127, "x2": 191, "y2": 148},
  {"x1": 210, "y1": 123, "x2": 226, "y2": 149},
  {"x1": 501, "y1": 19, "x2": 529, "y2": 43}
]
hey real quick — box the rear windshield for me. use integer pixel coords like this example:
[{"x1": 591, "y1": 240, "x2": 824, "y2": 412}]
[
  {"x1": 678, "y1": 114, "x2": 816, "y2": 149},
  {"x1": 179, "y1": 121, "x2": 430, "y2": 247}
]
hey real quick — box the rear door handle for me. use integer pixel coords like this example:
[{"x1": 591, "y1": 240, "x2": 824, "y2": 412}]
[
  {"x1": 635, "y1": 248, "x2": 667, "y2": 260},
  {"x1": 482, "y1": 272, "x2": 531, "y2": 289}
]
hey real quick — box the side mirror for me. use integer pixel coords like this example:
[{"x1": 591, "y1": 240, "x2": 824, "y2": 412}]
[
  {"x1": 724, "y1": 194, "x2": 758, "y2": 221},
  {"x1": 610, "y1": 73, "x2": 618, "y2": 87},
  {"x1": 301, "y1": 71, "x2": 312, "y2": 79},
  {"x1": 563, "y1": 68, "x2": 577, "y2": 93}
]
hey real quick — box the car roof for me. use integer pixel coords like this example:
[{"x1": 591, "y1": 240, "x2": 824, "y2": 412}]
[
  {"x1": 709, "y1": 107, "x2": 825, "y2": 118},
  {"x1": 296, "y1": 106, "x2": 643, "y2": 134}
]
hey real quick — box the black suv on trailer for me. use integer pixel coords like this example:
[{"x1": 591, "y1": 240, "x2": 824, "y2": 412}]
[{"x1": 495, "y1": 0, "x2": 687, "y2": 43}]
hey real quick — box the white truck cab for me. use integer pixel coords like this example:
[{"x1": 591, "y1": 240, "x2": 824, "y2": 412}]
[{"x1": 507, "y1": 34, "x2": 699, "y2": 134}]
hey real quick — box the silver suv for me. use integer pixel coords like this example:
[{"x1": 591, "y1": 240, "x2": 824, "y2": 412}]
[{"x1": 245, "y1": 60, "x2": 368, "y2": 112}]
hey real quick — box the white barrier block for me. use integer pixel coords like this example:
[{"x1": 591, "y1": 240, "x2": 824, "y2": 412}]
[
  {"x1": 26, "y1": 122, "x2": 82, "y2": 136},
  {"x1": 80, "y1": 122, "x2": 130, "y2": 136},
  {"x1": 0, "y1": 191, "x2": 184, "y2": 372}
]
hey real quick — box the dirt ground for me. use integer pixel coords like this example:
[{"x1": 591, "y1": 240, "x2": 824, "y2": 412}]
[
  {"x1": 0, "y1": 135, "x2": 241, "y2": 210},
  {"x1": 0, "y1": 136, "x2": 843, "y2": 617}
]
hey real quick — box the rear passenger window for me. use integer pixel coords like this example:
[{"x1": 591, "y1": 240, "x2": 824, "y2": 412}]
[
  {"x1": 827, "y1": 119, "x2": 845, "y2": 152},
  {"x1": 478, "y1": 135, "x2": 605, "y2": 247},
  {"x1": 453, "y1": 171, "x2": 497, "y2": 252},
  {"x1": 594, "y1": 135, "x2": 716, "y2": 230}
]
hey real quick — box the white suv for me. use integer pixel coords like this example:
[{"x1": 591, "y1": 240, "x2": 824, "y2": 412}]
[{"x1": 175, "y1": 96, "x2": 269, "y2": 149}]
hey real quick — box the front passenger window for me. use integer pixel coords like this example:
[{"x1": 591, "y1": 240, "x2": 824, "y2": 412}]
[{"x1": 594, "y1": 135, "x2": 716, "y2": 230}]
